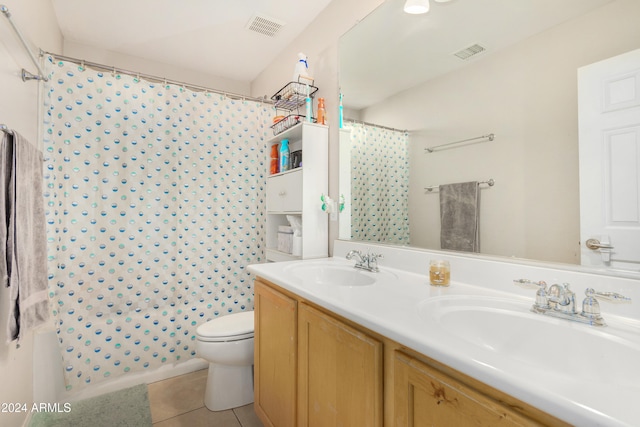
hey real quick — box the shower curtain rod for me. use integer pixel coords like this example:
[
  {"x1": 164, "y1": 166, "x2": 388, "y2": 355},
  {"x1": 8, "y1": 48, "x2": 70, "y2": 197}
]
[
  {"x1": 43, "y1": 51, "x2": 273, "y2": 105},
  {"x1": 344, "y1": 119, "x2": 407, "y2": 134},
  {"x1": 1, "y1": 5, "x2": 48, "y2": 82}
]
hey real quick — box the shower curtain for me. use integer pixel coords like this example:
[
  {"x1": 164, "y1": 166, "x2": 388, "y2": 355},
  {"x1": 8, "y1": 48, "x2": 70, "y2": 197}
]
[
  {"x1": 42, "y1": 57, "x2": 269, "y2": 390},
  {"x1": 349, "y1": 123, "x2": 410, "y2": 244}
]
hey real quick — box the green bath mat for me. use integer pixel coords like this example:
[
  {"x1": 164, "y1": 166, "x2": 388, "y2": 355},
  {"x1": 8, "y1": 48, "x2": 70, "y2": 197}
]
[{"x1": 29, "y1": 383, "x2": 152, "y2": 427}]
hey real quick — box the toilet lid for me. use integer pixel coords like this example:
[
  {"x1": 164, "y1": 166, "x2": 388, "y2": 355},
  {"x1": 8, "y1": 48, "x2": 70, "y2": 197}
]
[{"x1": 196, "y1": 311, "x2": 254, "y2": 340}]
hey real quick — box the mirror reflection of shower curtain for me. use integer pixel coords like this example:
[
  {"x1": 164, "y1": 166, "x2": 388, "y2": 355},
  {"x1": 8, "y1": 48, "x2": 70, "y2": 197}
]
[
  {"x1": 42, "y1": 57, "x2": 268, "y2": 391},
  {"x1": 349, "y1": 123, "x2": 409, "y2": 244}
]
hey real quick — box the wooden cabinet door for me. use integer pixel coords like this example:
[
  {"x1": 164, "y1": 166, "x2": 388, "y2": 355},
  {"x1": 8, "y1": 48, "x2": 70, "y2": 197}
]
[
  {"x1": 254, "y1": 280, "x2": 297, "y2": 427},
  {"x1": 394, "y1": 351, "x2": 539, "y2": 427},
  {"x1": 298, "y1": 303, "x2": 383, "y2": 427}
]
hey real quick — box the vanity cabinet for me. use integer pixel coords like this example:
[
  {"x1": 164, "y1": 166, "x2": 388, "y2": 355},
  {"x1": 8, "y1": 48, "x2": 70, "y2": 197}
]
[
  {"x1": 254, "y1": 278, "x2": 383, "y2": 427},
  {"x1": 254, "y1": 277, "x2": 567, "y2": 427},
  {"x1": 254, "y1": 280, "x2": 297, "y2": 427},
  {"x1": 394, "y1": 352, "x2": 536, "y2": 426},
  {"x1": 298, "y1": 303, "x2": 383, "y2": 426},
  {"x1": 265, "y1": 122, "x2": 328, "y2": 262}
]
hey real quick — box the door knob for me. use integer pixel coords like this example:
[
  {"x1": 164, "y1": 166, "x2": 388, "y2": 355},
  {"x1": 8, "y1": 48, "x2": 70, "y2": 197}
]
[{"x1": 585, "y1": 239, "x2": 614, "y2": 250}]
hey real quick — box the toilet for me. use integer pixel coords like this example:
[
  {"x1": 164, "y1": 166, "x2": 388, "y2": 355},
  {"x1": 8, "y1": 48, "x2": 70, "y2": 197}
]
[{"x1": 195, "y1": 311, "x2": 255, "y2": 411}]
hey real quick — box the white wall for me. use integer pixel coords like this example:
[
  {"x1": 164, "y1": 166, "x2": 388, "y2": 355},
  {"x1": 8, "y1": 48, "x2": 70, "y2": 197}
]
[
  {"x1": 251, "y1": 0, "x2": 385, "y2": 254},
  {"x1": 359, "y1": 0, "x2": 640, "y2": 264},
  {"x1": 0, "y1": 1, "x2": 62, "y2": 425}
]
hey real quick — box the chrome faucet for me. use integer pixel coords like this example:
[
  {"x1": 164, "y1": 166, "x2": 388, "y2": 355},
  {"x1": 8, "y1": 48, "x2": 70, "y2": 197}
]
[
  {"x1": 514, "y1": 279, "x2": 631, "y2": 326},
  {"x1": 547, "y1": 283, "x2": 576, "y2": 314},
  {"x1": 346, "y1": 250, "x2": 384, "y2": 273}
]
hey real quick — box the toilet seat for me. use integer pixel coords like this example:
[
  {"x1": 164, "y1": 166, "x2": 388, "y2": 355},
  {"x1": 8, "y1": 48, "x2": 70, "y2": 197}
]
[{"x1": 196, "y1": 311, "x2": 254, "y2": 342}]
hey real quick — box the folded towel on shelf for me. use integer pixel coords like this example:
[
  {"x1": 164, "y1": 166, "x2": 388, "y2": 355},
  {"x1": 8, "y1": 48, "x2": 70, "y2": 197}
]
[
  {"x1": 3, "y1": 131, "x2": 49, "y2": 343},
  {"x1": 439, "y1": 181, "x2": 479, "y2": 253}
]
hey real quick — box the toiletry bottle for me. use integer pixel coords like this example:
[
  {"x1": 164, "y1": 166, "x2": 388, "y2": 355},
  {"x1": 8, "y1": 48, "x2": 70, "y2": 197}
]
[
  {"x1": 305, "y1": 85, "x2": 313, "y2": 123},
  {"x1": 293, "y1": 52, "x2": 309, "y2": 82},
  {"x1": 317, "y1": 97, "x2": 326, "y2": 125},
  {"x1": 279, "y1": 139, "x2": 290, "y2": 172},
  {"x1": 270, "y1": 144, "x2": 279, "y2": 175},
  {"x1": 339, "y1": 93, "x2": 344, "y2": 129}
]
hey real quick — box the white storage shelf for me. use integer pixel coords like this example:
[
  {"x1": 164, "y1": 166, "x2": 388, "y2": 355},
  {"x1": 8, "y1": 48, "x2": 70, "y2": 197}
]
[{"x1": 266, "y1": 122, "x2": 328, "y2": 262}]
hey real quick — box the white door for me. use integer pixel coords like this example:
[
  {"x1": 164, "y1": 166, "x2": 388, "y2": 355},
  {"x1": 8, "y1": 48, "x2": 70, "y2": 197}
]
[{"x1": 578, "y1": 48, "x2": 640, "y2": 271}]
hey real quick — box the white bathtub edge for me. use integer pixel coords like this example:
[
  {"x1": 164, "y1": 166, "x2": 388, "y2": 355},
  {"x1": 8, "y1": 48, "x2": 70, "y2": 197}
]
[{"x1": 33, "y1": 328, "x2": 208, "y2": 404}]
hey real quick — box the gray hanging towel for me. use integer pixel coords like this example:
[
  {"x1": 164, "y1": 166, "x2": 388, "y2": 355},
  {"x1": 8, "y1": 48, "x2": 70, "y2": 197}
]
[
  {"x1": 0, "y1": 132, "x2": 12, "y2": 287},
  {"x1": 439, "y1": 181, "x2": 479, "y2": 253},
  {"x1": 4, "y1": 131, "x2": 49, "y2": 343}
]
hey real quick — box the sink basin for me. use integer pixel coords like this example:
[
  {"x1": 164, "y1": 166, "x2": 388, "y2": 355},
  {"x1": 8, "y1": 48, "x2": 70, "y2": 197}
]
[
  {"x1": 285, "y1": 263, "x2": 377, "y2": 286},
  {"x1": 417, "y1": 295, "x2": 640, "y2": 388}
]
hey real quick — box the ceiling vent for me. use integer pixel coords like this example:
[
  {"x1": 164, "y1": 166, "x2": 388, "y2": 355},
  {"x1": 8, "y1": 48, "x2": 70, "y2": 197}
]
[
  {"x1": 453, "y1": 43, "x2": 487, "y2": 60},
  {"x1": 246, "y1": 14, "x2": 284, "y2": 38}
]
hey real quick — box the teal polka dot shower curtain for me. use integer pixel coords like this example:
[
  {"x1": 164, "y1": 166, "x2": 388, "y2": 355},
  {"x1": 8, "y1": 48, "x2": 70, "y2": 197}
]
[
  {"x1": 349, "y1": 123, "x2": 410, "y2": 245},
  {"x1": 42, "y1": 57, "x2": 268, "y2": 391}
]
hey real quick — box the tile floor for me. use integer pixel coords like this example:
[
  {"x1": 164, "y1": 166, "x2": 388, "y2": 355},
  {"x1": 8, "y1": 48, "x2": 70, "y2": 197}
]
[{"x1": 148, "y1": 369, "x2": 264, "y2": 427}]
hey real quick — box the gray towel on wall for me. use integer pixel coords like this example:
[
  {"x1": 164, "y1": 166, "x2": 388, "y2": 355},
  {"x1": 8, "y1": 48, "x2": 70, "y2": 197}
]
[
  {"x1": 440, "y1": 181, "x2": 479, "y2": 253},
  {"x1": 0, "y1": 134, "x2": 12, "y2": 287},
  {"x1": 2, "y1": 131, "x2": 49, "y2": 343}
]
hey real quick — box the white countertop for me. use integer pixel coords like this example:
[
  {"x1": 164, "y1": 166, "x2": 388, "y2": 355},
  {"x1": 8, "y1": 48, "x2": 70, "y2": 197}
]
[{"x1": 248, "y1": 243, "x2": 640, "y2": 427}]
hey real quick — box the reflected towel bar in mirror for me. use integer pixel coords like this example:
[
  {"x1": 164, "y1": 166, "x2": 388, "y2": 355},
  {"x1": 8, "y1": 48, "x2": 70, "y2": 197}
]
[
  {"x1": 425, "y1": 133, "x2": 494, "y2": 153},
  {"x1": 425, "y1": 179, "x2": 495, "y2": 192}
]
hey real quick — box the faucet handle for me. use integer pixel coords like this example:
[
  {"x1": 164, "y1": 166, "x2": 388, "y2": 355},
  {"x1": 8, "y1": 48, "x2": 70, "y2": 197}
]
[
  {"x1": 513, "y1": 279, "x2": 547, "y2": 289},
  {"x1": 514, "y1": 279, "x2": 549, "y2": 311},
  {"x1": 586, "y1": 288, "x2": 632, "y2": 303},
  {"x1": 369, "y1": 253, "x2": 384, "y2": 261},
  {"x1": 367, "y1": 253, "x2": 383, "y2": 272},
  {"x1": 346, "y1": 249, "x2": 362, "y2": 260},
  {"x1": 581, "y1": 288, "x2": 631, "y2": 326}
]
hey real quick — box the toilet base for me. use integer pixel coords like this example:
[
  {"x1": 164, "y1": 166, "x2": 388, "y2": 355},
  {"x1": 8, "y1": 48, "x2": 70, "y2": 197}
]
[{"x1": 204, "y1": 362, "x2": 254, "y2": 411}]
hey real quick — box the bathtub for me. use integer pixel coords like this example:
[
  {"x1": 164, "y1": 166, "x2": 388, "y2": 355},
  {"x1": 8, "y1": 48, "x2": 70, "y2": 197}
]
[{"x1": 34, "y1": 326, "x2": 207, "y2": 403}]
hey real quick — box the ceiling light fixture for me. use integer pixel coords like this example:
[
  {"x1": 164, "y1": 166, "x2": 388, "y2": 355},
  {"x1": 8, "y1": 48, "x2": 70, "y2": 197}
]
[{"x1": 404, "y1": 0, "x2": 430, "y2": 14}]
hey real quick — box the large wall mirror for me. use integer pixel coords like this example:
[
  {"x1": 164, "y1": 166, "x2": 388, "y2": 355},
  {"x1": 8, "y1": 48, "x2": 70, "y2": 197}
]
[{"x1": 338, "y1": 0, "x2": 640, "y2": 272}]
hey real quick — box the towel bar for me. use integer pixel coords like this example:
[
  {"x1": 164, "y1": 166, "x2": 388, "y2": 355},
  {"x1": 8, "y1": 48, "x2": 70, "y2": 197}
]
[
  {"x1": 425, "y1": 179, "x2": 495, "y2": 192},
  {"x1": 425, "y1": 133, "x2": 494, "y2": 153},
  {"x1": 0, "y1": 124, "x2": 13, "y2": 135}
]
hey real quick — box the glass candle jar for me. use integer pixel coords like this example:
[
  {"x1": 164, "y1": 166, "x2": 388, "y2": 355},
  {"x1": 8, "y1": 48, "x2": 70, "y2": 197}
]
[{"x1": 429, "y1": 260, "x2": 450, "y2": 286}]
